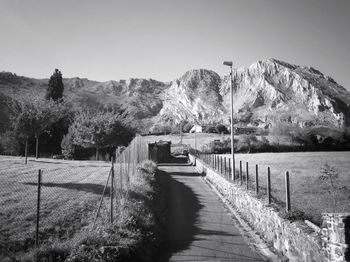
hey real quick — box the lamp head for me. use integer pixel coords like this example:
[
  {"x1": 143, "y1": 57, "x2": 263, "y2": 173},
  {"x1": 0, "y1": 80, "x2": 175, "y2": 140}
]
[{"x1": 223, "y1": 61, "x2": 233, "y2": 67}]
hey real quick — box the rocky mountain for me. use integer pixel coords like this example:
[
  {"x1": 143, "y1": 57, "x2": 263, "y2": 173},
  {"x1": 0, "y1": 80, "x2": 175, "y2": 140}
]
[
  {"x1": 1, "y1": 58, "x2": 350, "y2": 132},
  {"x1": 220, "y1": 59, "x2": 350, "y2": 128},
  {"x1": 158, "y1": 69, "x2": 225, "y2": 125}
]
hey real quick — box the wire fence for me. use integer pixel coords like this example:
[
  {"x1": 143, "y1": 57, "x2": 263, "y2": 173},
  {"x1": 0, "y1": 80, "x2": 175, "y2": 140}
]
[
  {"x1": 197, "y1": 153, "x2": 350, "y2": 225},
  {"x1": 0, "y1": 134, "x2": 149, "y2": 259}
]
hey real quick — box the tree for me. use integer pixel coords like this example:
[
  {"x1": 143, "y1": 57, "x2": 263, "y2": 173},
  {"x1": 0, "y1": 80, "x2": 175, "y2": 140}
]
[
  {"x1": 69, "y1": 110, "x2": 134, "y2": 160},
  {"x1": 319, "y1": 164, "x2": 348, "y2": 211},
  {"x1": 46, "y1": 69, "x2": 64, "y2": 101},
  {"x1": 13, "y1": 97, "x2": 68, "y2": 162}
]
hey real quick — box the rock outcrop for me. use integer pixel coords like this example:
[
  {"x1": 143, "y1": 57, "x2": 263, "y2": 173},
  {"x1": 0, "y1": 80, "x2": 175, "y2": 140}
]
[{"x1": 220, "y1": 59, "x2": 350, "y2": 128}]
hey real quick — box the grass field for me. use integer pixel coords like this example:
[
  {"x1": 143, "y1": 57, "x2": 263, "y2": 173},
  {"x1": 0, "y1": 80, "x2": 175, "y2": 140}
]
[
  {"x1": 217, "y1": 151, "x2": 350, "y2": 225},
  {"x1": 0, "y1": 156, "x2": 113, "y2": 258}
]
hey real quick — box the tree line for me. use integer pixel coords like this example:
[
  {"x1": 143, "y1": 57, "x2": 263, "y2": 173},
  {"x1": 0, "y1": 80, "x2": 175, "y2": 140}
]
[{"x1": 0, "y1": 69, "x2": 134, "y2": 161}]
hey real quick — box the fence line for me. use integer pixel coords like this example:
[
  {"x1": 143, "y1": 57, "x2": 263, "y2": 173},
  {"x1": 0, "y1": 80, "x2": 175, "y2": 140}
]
[
  {"x1": 0, "y1": 134, "x2": 150, "y2": 259},
  {"x1": 198, "y1": 153, "x2": 292, "y2": 213}
]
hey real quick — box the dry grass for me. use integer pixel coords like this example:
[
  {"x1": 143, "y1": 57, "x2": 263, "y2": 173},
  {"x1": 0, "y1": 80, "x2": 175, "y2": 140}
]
[
  {"x1": 0, "y1": 156, "x2": 120, "y2": 259},
  {"x1": 225, "y1": 151, "x2": 350, "y2": 225}
]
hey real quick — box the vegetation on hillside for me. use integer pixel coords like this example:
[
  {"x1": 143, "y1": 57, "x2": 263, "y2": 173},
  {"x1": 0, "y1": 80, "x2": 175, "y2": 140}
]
[{"x1": 0, "y1": 69, "x2": 137, "y2": 160}]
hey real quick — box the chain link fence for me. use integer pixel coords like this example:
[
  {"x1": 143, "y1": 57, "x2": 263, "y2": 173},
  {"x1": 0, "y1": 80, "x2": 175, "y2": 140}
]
[{"x1": 0, "y1": 134, "x2": 149, "y2": 260}]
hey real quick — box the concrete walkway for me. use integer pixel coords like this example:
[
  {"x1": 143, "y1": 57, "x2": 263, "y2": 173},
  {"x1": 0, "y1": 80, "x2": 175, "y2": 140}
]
[{"x1": 157, "y1": 164, "x2": 266, "y2": 262}]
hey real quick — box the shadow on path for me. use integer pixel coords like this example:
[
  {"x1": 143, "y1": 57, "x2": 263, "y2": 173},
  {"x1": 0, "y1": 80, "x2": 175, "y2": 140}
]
[
  {"x1": 157, "y1": 169, "x2": 203, "y2": 262},
  {"x1": 156, "y1": 165, "x2": 266, "y2": 262}
]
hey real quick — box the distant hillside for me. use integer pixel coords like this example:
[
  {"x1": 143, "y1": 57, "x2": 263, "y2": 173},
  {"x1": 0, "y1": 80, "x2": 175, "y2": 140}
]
[{"x1": 1, "y1": 59, "x2": 350, "y2": 132}]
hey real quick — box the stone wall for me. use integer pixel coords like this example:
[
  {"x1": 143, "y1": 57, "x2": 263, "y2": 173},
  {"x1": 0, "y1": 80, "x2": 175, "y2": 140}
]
[
  {"x1": 322, "y1": 214, "x2": 350, "y2": 261},
  {"x1": 190, "y1": 155, "x2": 350, "y2": 262}
]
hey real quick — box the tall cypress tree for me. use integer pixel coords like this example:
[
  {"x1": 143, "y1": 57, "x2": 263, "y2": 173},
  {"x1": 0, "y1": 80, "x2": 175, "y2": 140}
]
[{"x1": 46, "y1": 69, "x2": 64, "y2": 101}]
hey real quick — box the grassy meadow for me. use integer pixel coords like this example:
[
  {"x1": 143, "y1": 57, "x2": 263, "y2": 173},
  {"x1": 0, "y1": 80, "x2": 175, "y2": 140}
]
[
  {"x1": 0, "y1": 156, "x2": 114, "y2": 259},
  {"x1": 231, "y1": 151, "x2": 350, "y2": 225}
]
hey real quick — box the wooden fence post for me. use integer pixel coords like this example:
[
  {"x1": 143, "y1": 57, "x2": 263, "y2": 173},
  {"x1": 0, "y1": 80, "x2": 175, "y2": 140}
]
[
  {"x1": 255, "y1": 164, "x2": 259, "y2": 195},
  {"x1": 110, "y1": 157, "x2": 114, "y2": 224},
  {"x1": 285, "y1": 171, "x2": 291, "y2": 212},
  {"x1": 246, "y1": 162, "x2": 249, "y2": 190},
  {"x1": 220, "y1": 156, "x2": 223, "y2": 174},
  {"x1": 224, "y1": 157, "x2": 227, "y2": 177},
  {"x1": 217, "y1": 156, "x2": 219, "y2": 171},
  {"x1": 240, "y1": 161, "x2": 242, "y2": 185},
  {"x1": 35, "y1": 169, "x2": 42, "y2": 248},
  {"x1": 229, "y1": 160, "x2": 231, "y2": 181},
  {"x1": 267, "y1": 167, "x2": 271, "y2": 204}
]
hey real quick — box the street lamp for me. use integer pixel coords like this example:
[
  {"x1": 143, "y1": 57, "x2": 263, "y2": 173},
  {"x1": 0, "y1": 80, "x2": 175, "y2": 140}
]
[{"x1": 223, "y1": 61, "x2": 235, "y2": 180}]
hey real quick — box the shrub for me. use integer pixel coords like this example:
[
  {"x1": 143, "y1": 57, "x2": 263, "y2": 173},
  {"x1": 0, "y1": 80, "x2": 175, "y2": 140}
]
[
  {"x1": 0, "y1": 131, "x2": 21, "y2": 155},
  {"x1": 150, "y1": 124, "x2": 172, "y2": 135},
  {"x1": 137, "y1": 160, "x2": 157, "y2": 175},
  {"x1": 203, "y1": 125, "x2": 218, "y2": 133},
  {"x1": 216, "y1": 124, "x2": 229, "y2": 134},
  {"x1": 61, "y1": 129, "x2": 75, "y2": 159}
]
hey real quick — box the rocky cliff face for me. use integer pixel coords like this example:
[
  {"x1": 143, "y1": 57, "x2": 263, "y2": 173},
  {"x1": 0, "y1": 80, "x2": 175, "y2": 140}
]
[
  {"x1": 220, "y1": 59, "x2": 350, "y2": 128},
  {"x1": 158, "y1": 69, "x2": 226, "y2": 124},
  {"x1": 1, "y1": 58, "x2": 350, "y2": 132}
]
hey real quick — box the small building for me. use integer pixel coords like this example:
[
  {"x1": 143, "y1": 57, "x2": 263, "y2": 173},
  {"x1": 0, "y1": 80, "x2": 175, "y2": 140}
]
[
  {"x1": 148, "y1": 141, "x2": 172, "y2": 163},
  {"x1": 189, "y1": 125, "x2": 203, "y2": 133}
]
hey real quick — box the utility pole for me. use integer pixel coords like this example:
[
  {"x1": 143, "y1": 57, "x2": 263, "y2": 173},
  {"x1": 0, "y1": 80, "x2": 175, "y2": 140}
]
[{"x1": 223, "y1": 61, "x2": 235, "y2": 179}]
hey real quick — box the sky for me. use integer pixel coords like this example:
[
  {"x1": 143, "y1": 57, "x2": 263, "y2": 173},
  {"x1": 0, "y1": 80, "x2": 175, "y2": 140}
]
[{"x1": 0, "y1": 0, "x2": 349, "y2": 89}]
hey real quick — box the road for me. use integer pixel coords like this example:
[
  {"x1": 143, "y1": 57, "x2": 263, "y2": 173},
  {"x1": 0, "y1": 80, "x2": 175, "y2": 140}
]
[{"x1": 157, "y1": 164, "x2": 266, "y2": 262}]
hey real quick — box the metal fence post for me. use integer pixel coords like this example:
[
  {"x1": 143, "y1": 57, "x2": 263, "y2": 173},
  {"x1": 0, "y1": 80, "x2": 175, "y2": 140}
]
[
  {"x1": 267, "y1": 167, "x2": 271, "y2": 204},
  {"x1": 255, "y1": 164, "x2": 259, "y2": 195},
  {"x1": 240, "y1": 161, "x2": 242, "y2": 185},
  {"x1": 35, "y1": 169, "x2": 42, "y2": 248},
  {"x1": 285, "y1": 171, "x2": 291, "y2": 212},
  {"x1": 110, "y1": 157, "x2": 114, "y2": 224}
]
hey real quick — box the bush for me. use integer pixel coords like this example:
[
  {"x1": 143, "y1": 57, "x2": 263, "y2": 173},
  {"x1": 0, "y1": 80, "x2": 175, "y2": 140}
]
[
  {"x1": 137, "y1": 160, "x2": 157, "y2": 175},
  {"x1": 150, "y1": 124, "x2": 173, "y2": 135},
  {"x1": 203, "y1": 125, "x2": 218, "y2": 133},
  {"x1": 0, "y1": 131, "x2": 21, "y2": 155},
  {"x1": 61, "y1": 129, "x2": 75, "y2": 159},
  {"x1": 216, "y1": 124, "x2": 229, "y2": 134},
  {"x1": 201, "y1": 139, "x2": 232, "y2": 154}
]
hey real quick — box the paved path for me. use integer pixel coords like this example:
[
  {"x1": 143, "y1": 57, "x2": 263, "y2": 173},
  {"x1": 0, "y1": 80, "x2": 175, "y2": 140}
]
[{"x1": 157, "y1": 164, "x2": 266, "y2": 262}]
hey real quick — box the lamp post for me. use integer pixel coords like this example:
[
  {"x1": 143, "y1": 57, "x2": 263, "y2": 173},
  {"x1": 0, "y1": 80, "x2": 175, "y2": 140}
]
[{"x1": 223, "y1": 61, "x2": 235, "y2": 180}]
